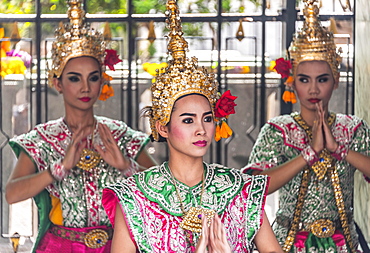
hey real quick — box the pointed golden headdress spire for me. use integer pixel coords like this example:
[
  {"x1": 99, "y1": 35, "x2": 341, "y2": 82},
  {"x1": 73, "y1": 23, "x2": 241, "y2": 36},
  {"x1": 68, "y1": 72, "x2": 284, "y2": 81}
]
[
  {"x1": 289, "y1": 0, "x2": 341, "y2": 76},
  {"x1": 148, "y1": 0, "x2": 218, "y2": 141},
  {"x1": 48, "y1": 0, "x2": 106, "y2": 85},
  {"x1": 165, "y1": 0, "x2": 188, "y2": 62}
]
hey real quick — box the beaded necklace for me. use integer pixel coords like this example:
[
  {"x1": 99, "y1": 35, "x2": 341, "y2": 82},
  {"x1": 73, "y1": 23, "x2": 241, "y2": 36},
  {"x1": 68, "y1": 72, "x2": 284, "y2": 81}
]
[
  {"x1": 167, "y1": 163, "x2": 215, "y2": 249},
  {"x1": 76, "y1": 119, "x2": 101, "y2": 171}
]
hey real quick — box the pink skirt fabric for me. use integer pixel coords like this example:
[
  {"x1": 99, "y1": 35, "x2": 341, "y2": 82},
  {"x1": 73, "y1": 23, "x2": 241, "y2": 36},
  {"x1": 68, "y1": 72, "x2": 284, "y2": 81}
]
[{"x1": 36, "y1": 225, "x2": 112, "y2": 253}]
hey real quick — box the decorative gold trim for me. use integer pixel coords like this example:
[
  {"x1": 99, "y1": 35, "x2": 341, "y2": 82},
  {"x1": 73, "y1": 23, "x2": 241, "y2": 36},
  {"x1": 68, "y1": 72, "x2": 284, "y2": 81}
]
[
  {"x1": 330, "y1": 166, "x2": 356, "y2": 252},
  {"x1": 282, "y1": 166, "x2": 310, "y2": 252},
  {"x1": 168, "y1": 163, "x2": 215, "y2": 231},
  {"x1": 311, "y1": 149, "x2": 333, "y2": 180}
]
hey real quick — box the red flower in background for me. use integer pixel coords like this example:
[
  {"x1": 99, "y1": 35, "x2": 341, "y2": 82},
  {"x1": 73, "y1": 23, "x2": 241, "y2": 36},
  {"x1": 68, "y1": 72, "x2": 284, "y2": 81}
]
[
  {"x1": 104, "y1": 49, "x2": 122, "y2": 71},
  {"x1": 273, "y1": 57, "x2": 292, "y2": 79},
  {"x1": 214, "y1": 90, "x2": 237, "y2": 118}
]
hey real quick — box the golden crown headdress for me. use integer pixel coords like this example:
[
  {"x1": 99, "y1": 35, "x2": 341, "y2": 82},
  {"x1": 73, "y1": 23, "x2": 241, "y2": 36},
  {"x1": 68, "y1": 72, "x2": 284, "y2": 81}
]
[
  {"x1": 47, "y1": 0, "x2": 106, "y2": 85},
  {"x1": 289, "y1": 0, "x2": 341, "y2": 76},
  {"x1": 149, "y1": 0, "x2": 219, "y2": 141}
]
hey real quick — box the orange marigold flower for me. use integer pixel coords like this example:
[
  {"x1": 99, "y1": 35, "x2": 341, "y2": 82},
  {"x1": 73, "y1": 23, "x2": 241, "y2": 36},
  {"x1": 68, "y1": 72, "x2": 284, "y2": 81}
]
[
  {"x1": 215, "y1": 121, "x2": 233, "y2": 141},
  {"x1": 99, "y1": 84, "x2": 114, "y2": 101},
  {"x1": 102, "y1": 72, "x2": 113, "y2": 82},
  {"x1": 282, "y1": 90, "x2": 297, "y2": 104},
  {"x1": 214, "y1": 124, "x2": 222, "y2": 142},
  {"x1": 284, "y1": 76, "x2": 294, "y2": 87},
  {"x1": 220, "y1": 121, "x2": 233, "y2": 139}
]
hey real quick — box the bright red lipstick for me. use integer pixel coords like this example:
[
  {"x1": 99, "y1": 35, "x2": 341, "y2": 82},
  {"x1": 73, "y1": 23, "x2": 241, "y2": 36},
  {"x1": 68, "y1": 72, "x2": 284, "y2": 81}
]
[
  {"x1": 193, "y1": 140, "x2": 207, "y2": 147},
  {"x1": 79, "y1": 97, "x2": 91, "y2": 102},
  {"x1": 308, "y1": 98, "x2": 320, "y2": 103}
]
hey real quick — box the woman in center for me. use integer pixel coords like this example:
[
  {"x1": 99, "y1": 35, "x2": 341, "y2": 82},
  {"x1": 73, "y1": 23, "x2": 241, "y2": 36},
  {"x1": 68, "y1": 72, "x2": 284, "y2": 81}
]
[{"x1": 102, "y1": 1, "x2": 282, "y2": 252}]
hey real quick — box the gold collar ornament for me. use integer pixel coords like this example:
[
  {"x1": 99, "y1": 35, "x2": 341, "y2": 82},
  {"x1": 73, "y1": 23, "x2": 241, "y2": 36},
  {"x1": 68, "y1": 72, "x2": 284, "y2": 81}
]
[
  {"x1": 289, "y1": 0, "x2": 341, "y2": 77},
  {"x1": 148, "y1": 0, "x2": 219, "y2": 141},
  {"x1": 180, "y1": 207, "x2": 216, "y2": 233},
  {"x1": 76, "y1": 121, "x2": 101, "y2": 171},
  {"x1": 77, "y1": 149, "x2": 101, "y2": 171},
  {"x1": 168, "y1": 164, "x2": 215, "y2": 233}
]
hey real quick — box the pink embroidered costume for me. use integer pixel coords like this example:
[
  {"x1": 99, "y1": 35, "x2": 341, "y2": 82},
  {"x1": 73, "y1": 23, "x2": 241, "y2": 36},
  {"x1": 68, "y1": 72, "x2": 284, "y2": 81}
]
[
  {"x1": 6, "y1": 0, "x2": 153, "y2": 252},
  {"x1": 9, "y1": 116, "x2": 149, "y2": 252},
  {"x1": 102, "y1": 162, "x2": 268, "y2": 252}
]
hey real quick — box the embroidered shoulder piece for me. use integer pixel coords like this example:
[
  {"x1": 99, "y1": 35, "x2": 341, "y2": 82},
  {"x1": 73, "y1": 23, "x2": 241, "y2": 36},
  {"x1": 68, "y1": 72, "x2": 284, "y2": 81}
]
[
  {"x1": 104, "y1": 178, "x2": 153, "y2": 251},
  {"x1": 135, "y1": 162, "x2": 244, "y2": 216},
  {"x1": 267, "y1": 113, "x2": 308, "y2": 150},
  {"x1": 267, "y1": 112, "x2": 362, "y2": 151}
]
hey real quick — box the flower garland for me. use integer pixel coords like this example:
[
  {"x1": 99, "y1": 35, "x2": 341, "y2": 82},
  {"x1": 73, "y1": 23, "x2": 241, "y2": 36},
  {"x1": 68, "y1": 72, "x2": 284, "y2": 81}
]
[
  {"x1": 214, "y1": 90, "x2": 237, "y2": 141},
  {"x1": 142, "y1": 62, "x2": 168, "y2": 83},
  {"x1": 271, "y1": 57, "x2": 296, "y2": 104},
  {"x1": 0, "y1": 28, "x2": 31, "y2": 78},
  {"x1": 99, "y1": 49, "x2": 122, "y2": 101}
]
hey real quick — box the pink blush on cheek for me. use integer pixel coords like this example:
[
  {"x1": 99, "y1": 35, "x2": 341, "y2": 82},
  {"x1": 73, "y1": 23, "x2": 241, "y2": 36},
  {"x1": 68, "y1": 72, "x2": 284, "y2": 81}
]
[
  {"x1": 209, "y1": 125, "x2": 215, "y2": 135},
  {"x1": 168, "y1": 125, "x2": 187, "y2": 141}
]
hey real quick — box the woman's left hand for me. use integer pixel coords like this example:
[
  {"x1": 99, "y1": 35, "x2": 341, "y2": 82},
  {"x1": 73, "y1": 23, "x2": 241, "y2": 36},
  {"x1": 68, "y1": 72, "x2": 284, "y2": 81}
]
[
  {"x1": 194, "y1": 216, "x2": 209, "y2": 253},
  {"x1": 195, "y1": 214, "x2": 231, "y2": 253},
  {"x1": 207, "y1": 215, "x2": 231, "y2": 253},
  {"x1": 94, "y1": 123, "x2": 130, "y2": 170},
  {"x1": 317, "y1": 101, "x2": 338, "y2": 152}
]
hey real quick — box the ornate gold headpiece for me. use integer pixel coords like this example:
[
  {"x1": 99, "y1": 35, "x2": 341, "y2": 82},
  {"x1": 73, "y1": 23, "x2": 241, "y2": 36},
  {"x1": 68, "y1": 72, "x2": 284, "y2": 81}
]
[
  {"x1": 289, "y1": 0, "x2": 341, "y2": 76},
  {"x1": 47, "y1": 0, "x2": 106, "y2": 85},
  {"x1": 149, "y1": 0, "x2": 219, "y2": 141}
]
